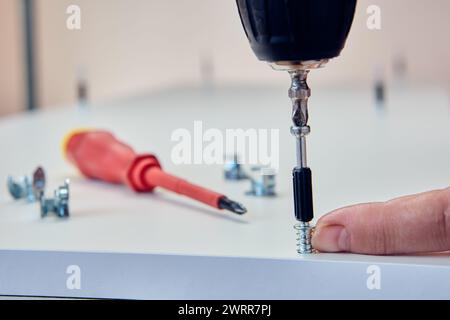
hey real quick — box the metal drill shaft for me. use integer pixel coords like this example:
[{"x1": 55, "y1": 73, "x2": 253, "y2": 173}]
[
  {"x1": 289, "y1": 70, "x2": 310, "y2": 128},
  {"x1": 292, "y1": 126, "x2": 310, "y2": 169},
  {"x1": 289, "y1": 70, "x2": 311, "y2": 169},
  {"x1": 297, "y1": 136, "x2": 307, "y2": 168}
]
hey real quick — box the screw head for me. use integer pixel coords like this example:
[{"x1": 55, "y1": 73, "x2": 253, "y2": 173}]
[
  {"x1": 40, "y1": 180, "x2": 70, "y2": 219},
  {"x1": 246, "y1": 166, "x2": 277, "y2": 197},
  {"x1": 224, "y1": 154, "x2": 248, "y2": 181}
]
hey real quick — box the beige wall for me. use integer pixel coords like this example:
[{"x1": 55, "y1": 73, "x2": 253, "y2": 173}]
[
  {"x1": 0, "y1": 0, "x2": 25, "y2": 115},
  {"x1": 33, "y1": 0, "x2": 450, "y2": 108}
]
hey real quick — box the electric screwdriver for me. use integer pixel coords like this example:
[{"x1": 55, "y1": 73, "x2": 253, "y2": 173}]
[{"x1": 236, "y1": 0, "x2": 357, "y2": 253}]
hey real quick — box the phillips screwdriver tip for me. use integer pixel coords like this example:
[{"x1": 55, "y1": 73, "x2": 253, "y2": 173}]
[{"x1": 218, "y1": 197, "x2": 247, "y2": 215}]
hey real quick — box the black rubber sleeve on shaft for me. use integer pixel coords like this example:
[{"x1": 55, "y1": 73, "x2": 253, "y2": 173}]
[{"x1": 293, "y1": 167, "x2": 314, "y2": 222}]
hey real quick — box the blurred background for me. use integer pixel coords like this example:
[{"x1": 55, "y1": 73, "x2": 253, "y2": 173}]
[{"x1": 1, "y1": 0, "x2": 450, "y2": 115}]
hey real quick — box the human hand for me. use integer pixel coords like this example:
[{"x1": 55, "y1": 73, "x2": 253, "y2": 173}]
[{"x1": 312, "y1": 187, "x2": 450, "y2": 255}]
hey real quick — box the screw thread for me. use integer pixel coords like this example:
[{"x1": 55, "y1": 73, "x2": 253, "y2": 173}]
[{"x1": 294, "y1": 222, "x2": 314, "y2": 254}]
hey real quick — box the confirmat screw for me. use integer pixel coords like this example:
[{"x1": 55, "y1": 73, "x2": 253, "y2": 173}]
[
  {"x1": 7, "y1": 167, "x2": 46, "y2": 202},
  {"x1": 223, "y1": 154, "x2": 248, "y2": 181},
  {"x1": 41, "y1": 179, "x2": 70, "y2": 218},
  {"x1": 246, "y1": 166, "x2": 277, "y2": 197},
  {"x1": 294, "y1": 222, "x2": 314, "y2": 254}
]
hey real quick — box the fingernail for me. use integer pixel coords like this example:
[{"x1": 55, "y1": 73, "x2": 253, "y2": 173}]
[{"x1": 312, "y1": 225, "x2": 349, "y2": 252}]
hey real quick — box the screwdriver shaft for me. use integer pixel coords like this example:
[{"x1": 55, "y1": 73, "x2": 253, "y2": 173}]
[{"x1": 296, "y1": 135, "x2": 308, "y2": 168}]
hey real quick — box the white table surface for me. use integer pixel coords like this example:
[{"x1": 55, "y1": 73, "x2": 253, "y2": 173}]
[{"x1": 0, "y1": 85, "x2": 449, "y2": 299}]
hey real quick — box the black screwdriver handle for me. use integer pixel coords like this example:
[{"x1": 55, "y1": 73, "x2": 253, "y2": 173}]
[{"x1": 293, "y1": 167, "x2": 314, "y2": 222}]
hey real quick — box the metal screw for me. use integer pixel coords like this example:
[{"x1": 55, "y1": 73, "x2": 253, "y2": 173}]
[
  {"x1": 246, "y1": 166, "x2": 277, "y2": 197},
  {"x1": 223, "y1": 156, "x2": 277, "y2": 198},
  {"x1": 224, "y1": 154, "x2": 248, "y2": 181},
  {"x1": 41, "y1": 179, "x2": 70, "y2": 218},
  {"x1": 294, "y1": 222, "x2": 314, "y2": 254},
  {"x1": 7, "y1": 167, "x2": 46, "y2": 202}
]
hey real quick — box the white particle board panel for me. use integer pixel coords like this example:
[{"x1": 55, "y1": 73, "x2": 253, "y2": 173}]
[{"x1": 0, "y1": 86, "x2": 449, "y2": 299}]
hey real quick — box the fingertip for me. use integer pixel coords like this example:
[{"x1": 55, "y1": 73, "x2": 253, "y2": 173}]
[
  {"x1": 313, "y1": 204, "x2": 375, "y2": 253},
  {"x1": 315, "y1": 205, "x2": 354, "y2": 228},
  {"x1": 312, "y1": 224, "x2": 350, "y2": 252}
]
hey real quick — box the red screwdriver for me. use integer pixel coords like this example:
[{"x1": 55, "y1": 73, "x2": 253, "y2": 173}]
[{"x1": 63, "y1": 130, "x2": 247, "y2": 215}]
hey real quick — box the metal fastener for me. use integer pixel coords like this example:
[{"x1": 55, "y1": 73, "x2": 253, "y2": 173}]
[
  {"x1": 246, "y1": 166, "x2": 277, "y2": 197},
  {"x1": 41, "y1": 179, "x2": 70, "y2": 218},
  {"x1": 294, "y1": 222, "x2": 314, "y2": 254},
  {"x1": 224, "y1": 154, "x2": 248, "y2": 181},
  {"x1": 7, "y1": 167, "x2": 46, "y2": 202}
]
